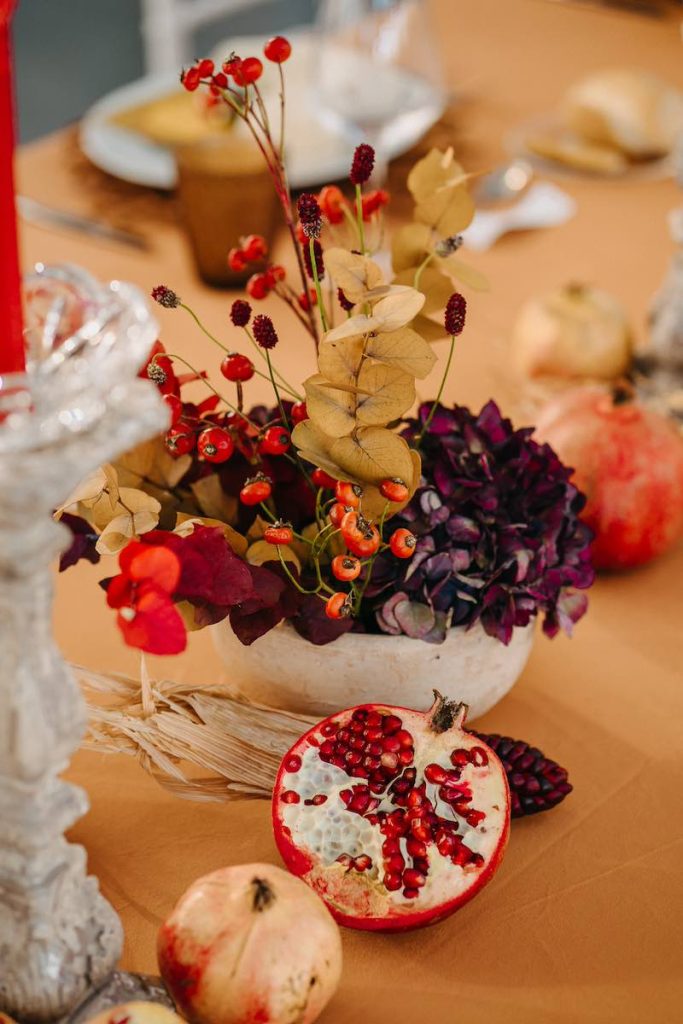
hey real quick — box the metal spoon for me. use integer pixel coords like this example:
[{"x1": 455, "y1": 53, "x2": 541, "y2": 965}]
[{"x1": 476, "y1": 159, "x2": 534, "y2": 204}]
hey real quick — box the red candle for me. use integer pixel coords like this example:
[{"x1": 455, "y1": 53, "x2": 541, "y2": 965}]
[{"x1": 0, "y1": 0, "x2": 24, "y2": 375}]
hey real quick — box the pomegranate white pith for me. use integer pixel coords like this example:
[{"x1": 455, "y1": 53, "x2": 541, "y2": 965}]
[{"x1": 272, "y1": 696, "x2": 510, "y2": 931}]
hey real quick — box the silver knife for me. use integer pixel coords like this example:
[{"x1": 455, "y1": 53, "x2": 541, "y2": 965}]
[{"x1": 18, "y1": 195, "x2": 149, "y2": 250}]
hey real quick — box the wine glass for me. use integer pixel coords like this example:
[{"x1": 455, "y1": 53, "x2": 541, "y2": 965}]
[{"x1": 315, "y1": 0, "x2": 447, "y2": 182}]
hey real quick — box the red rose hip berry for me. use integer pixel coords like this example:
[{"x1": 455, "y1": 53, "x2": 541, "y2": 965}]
[
  {"x1": 259, "y1": 426, "x2": 291, "y2": 456},
  {"x1": 221, "y1": 353, "x2": 254, "y2": 382},
  {"x1": 264, "y1": 35, "x2": 292, "y2": 63},
  {"x1": 165, "y1": 425, "x2": 195, "y2": 456},
  {"x1": 380, "y1": 478, "x2": 409, "y2": 503},
  {"x1": 197, "y1": 427, "x2": 234, "y2": 463},
  {"x1": 331, "y1": 555, "x2": 361, "y2": 582},
  {"x1": 312, "y1": 468, "x2": 337, "y2": 489},
  {"x1": 325, "y1": 592, "x2": 352, "y2": 620},
  {"x1": 240, "y1": 474, "x2": 272, "y2": 506},
  {"x1": 264, "y1": 521, "x2": 294, "y2": 546},
  {"x1": 390, "y1": 528, "x2": 416, "y2": 558}
]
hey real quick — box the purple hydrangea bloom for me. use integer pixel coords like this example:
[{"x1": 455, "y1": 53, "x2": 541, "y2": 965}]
[{"x1": 363, "y1": 401, "x2": 594, "y2": 645}]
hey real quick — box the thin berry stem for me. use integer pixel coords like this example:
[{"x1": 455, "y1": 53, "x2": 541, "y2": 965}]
[
  {"x1": 152, "y1": 354, "x2": 257, "y2": 430},
  {"x1": 413, "y1": 250, "x2": 435, "y2": 291},
  {"x1": 355, "y1": 183, "x2": 366, "y2": 254},
  {"x1": 416, "y1": 333, "x2": 456, "y2": 445},
  {"x1": 309, "y1": 238, "x2": 328, "y2": 333},
  {"x1": 265, "y1": 349, "x2": 290, "y2": 431}
]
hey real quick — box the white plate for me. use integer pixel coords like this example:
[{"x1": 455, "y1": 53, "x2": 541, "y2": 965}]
[
  {"x1": 79, "y1": 32, "x2": 444, "y2": 190},
  {"x1": 505, "y1": 113, "x2": 674, "y2": 182}
]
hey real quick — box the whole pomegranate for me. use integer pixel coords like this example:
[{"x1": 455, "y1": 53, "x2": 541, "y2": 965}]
[
  {"x1": 272, "y1": 694, "x2": 510, "y2": 931},
  {"x1": 535, "y1": 385, "x2": 683, "y2": 569},
  {"x1": 512, "y1": 282, "x2": 633, "y2": 381},
  {"x1": 85, "y1": 1005, "x2": 183, "y2": 1024},
  {"x1": 157, "y1": 863, "x2": 342, "y2": 1024}
]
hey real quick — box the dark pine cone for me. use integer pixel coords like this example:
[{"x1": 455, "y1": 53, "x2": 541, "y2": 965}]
[{"x1": 472, "y1": 732, "x2": 573, "y2": 818}]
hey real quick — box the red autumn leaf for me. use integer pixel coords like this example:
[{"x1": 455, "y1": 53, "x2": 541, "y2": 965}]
[
  {"x1": 125, "y1": 544, "x2": 181, "y2": 594},
  {"x1": 117, "y1": 583, "x2": 187, "y2": 655}
]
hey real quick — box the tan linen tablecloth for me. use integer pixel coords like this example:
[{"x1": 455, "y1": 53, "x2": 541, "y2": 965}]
[{"x1": 16, "y1": 1, "x2": 683, "y2": 1021}]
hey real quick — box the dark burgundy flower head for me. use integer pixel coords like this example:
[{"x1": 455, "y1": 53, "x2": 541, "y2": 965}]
[
  {"x1": 444, "y1": 293, "x2": 467, "y2": 336},
  {"x1": 303, "y1": 239, "x2": 325, "y2": 281},
  {"x1": 252, "y1": 313, "x2": 279, "y2": 350},
  {"x1": 230, "y1": 298, "x2": 252, "y2": 327},
  {"x1": 350, "y1": 143, "x2": 375, "y2": 186},
  {"x1": 151, "y1": 285, "x2": 181, "y2": 309},
  {"x1": 297, "y1": 193, "x2": 322, "y2": 239},
  {"x1": 362, "y1": 401, "x2": 595, "y2": 645}
]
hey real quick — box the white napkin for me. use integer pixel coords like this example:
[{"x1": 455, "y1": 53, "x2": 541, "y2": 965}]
[{"x1": 462, "y1": 182, "x2": 577, "y2": 252}]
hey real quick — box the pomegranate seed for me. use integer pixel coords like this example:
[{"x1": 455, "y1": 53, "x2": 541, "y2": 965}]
[
  {"x1": 369, "y1": 780, "x2": 385, "y2": 794},
  {"x1": 339, "y1": 789, "x2": 353, "y2": 806},
  {"x1": 338, "y1": 729, "x2": 351, "y2": 744},
  {"x1": 436, "y1": 832, "x2": 457, "y2": 856},
  {"x1": 452, "y1": 847, "x2": 471, "y2": 867},
  {"x1": 403, "y1": 888, "x2": 419, "y2": 899},
  {"x1": 382, "y1": 838, "x2": 400, "y2": 855},
  {"x1": 350, "y1": 766, "x2": 369, "y2": 778},
  {"x1": 364, "y1": 757, "x2": 381, "y2": 771},
  {"x1": 352, "y1": 709, "x2": 368, "y2": 722},
  {"x1": 336, "y1": 854, "x2": 353, "y2": 868},
  {"x1": 451, "y1": 749, "x2": 470, "y2": 767},
  {"x1": 284, "y1": 755, "x2": 302, "y2": 772},
  {"x1": 368, "y1": 742, "x2": 383, "y2": 757},
  {"x1": 398, "y1": 749, "x2": 414, "y2": 766},
  {"x1": 385, "y1": 854, "x2": 405, "y2": 873},
  {"x1": 350, "y1": 736, "x2": 365, "y2": 751},
  {"x1": 424, "y1": 763, "x2": 448, "y2": 785},
  {"x1": 319, "y1": 740, "x2": 335, "y2": 758},
  {"x1": 384, "y1": 872, "x2": 402, "y2": 891},
  {"x1": 406, "y1": 838, "x2": 427, "y2": 858},
  {"x1": 365, "y1": 727, "x2": 383, "y2": 742},
  {"x1": 466, "y1": 810, "x2": 486, "y2": 827},
  {"x1": 366, "y1": 711, "x2": 382, "y2": 728},
  {"x1": 382, "y1": 715, "x2": 402, "y2": 735},
  {"x1": 411, "y1": 823, "x2": 431, "y2": 842},
  {"x1": 310, "y1": 794, "x2": 327, "y2": 805},
  {"x1": 382, "y1": 736, "x2": 401, "y2": 753},
  {"x1": 350, "y1": 720, "x2": 364, "y2": 734},
  {"x1": 396, "y1": 730, "x2": 413, "y2": 748},
  {"x1": 469, "y1": 746, "x2": 489, "y2": 767},
  {"x1": 321, "y1": 722, "x2": 336, "y2": 737},
  {"x1": 345, "y1": 751, "x2": 363, "y2": 767},
  {"x1": 281, "y1": 790, "x2": 300, "y2": 804},
  {"x1": 407, "y1": 789, "x2": 425, "y2": 808},
  {"x1": 354, "y1": 855, "x2": 372, "y2": 872},
  {"x1": 380, "y1": 752, "x2": 399, "y2": 772},
  {"x1": 413, "y1": 857, "x2": 430, "y2": 875}
]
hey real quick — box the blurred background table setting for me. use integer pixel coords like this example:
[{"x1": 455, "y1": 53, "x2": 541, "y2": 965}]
[{"x1": 3, "y1": 1, "x2": 683, "y2": 1023}]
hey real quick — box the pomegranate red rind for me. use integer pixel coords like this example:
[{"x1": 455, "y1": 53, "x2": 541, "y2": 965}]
[{"x1": 272, "y1": 696, "x2": 510, "y2": 931}]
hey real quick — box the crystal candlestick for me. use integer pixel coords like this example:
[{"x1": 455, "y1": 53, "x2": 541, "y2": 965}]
[{"x1": 0, "y1": 265, "x2": 168, "y2": 1021}]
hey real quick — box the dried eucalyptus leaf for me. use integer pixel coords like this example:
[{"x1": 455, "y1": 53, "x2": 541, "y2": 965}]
[
  {"x1": 413, "y1": 314, "x2": 449, "y2": 343},
  {"x1": 393, "y1": 598, "x2": 436, "y2": 639},
  {"x1": 318, "y1": 334, "x2": 364, "y2": 386},
  {"x1": 304, "y1": 374, "x2": 356, "y2": 436},
  {"x1": 437, "y1": 254, "x2": 489, "y2": 292},
  {"x1": 415, "y1": 186, "x2": 475, "y2": 237},
  {"x1": 393, "y1": 267, "x2": 455, "y2": 315},
  {"x1": 391, "y1": 222, "x2": 432, "y2": 273},
  {"x1": 291, "y1": 419, "x2": 347, "y2": 480},
  {"x1": 331, "y1": 428, "x2": 415, "y2": 486},
  {"x1": 325, "y1": 313, "x2": 380, "y2": 343},
  {"x1": 247, "y1": 539, "x2": 301, "y2": 572},
  {"x1": 372, "y1": 288, "x2": 426, "y2": 332},
  {"x1": 116, "y1": 436, "x2": 192, "y2": 490},
  {"x1": 190, "y1": 475, "x2": 239, "y2": 525},
  {"x1": 366, "y1": 327, "x2": 437, "y2": 379},
  {"x1": 356, "y1": 364, "x2": 415, "y2": 426},
  {"x1": 407, "y1": 147, "x2": 469, "y2": 203},
  {"x1": 324, "y1": 248, "x2": 384, "y2": 303}
]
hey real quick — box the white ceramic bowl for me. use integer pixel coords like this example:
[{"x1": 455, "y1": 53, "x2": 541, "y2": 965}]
[{"x1": 212, "y1": 620, "x2": 534, "y2": 721}]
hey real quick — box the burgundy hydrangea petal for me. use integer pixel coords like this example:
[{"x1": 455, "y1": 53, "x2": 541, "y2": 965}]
[
  {"x1": 59, "y1": 513, "x2": 101, "y2": 572},
  {"x1": 372, "y1": 400, "x2": 594, "y2": 643},
  {"x1": 292, "y1": 594, "x2": 354, "y2": 645},
  {"x1": 393, "y1": 598, "x2": 435, "y2": 639}
]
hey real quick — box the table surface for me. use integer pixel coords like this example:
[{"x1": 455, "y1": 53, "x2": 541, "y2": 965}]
[{"x1": 16, "y1": 1, "x2": 683, "y2": 1022}]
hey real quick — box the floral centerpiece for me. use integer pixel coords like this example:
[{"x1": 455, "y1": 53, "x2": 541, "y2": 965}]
[{"x1": 59, "y1": 39, "x2": 594, "y2": 666}]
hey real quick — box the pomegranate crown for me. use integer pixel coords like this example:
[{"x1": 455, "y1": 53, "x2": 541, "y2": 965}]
[{"x1": 428, "y1": 691, "x2": 468, "y2": 734}]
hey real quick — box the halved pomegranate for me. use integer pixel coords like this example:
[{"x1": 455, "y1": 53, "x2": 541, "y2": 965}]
[{"x1": 272, "y1": 694, "x2": 510, "y2": 931}]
